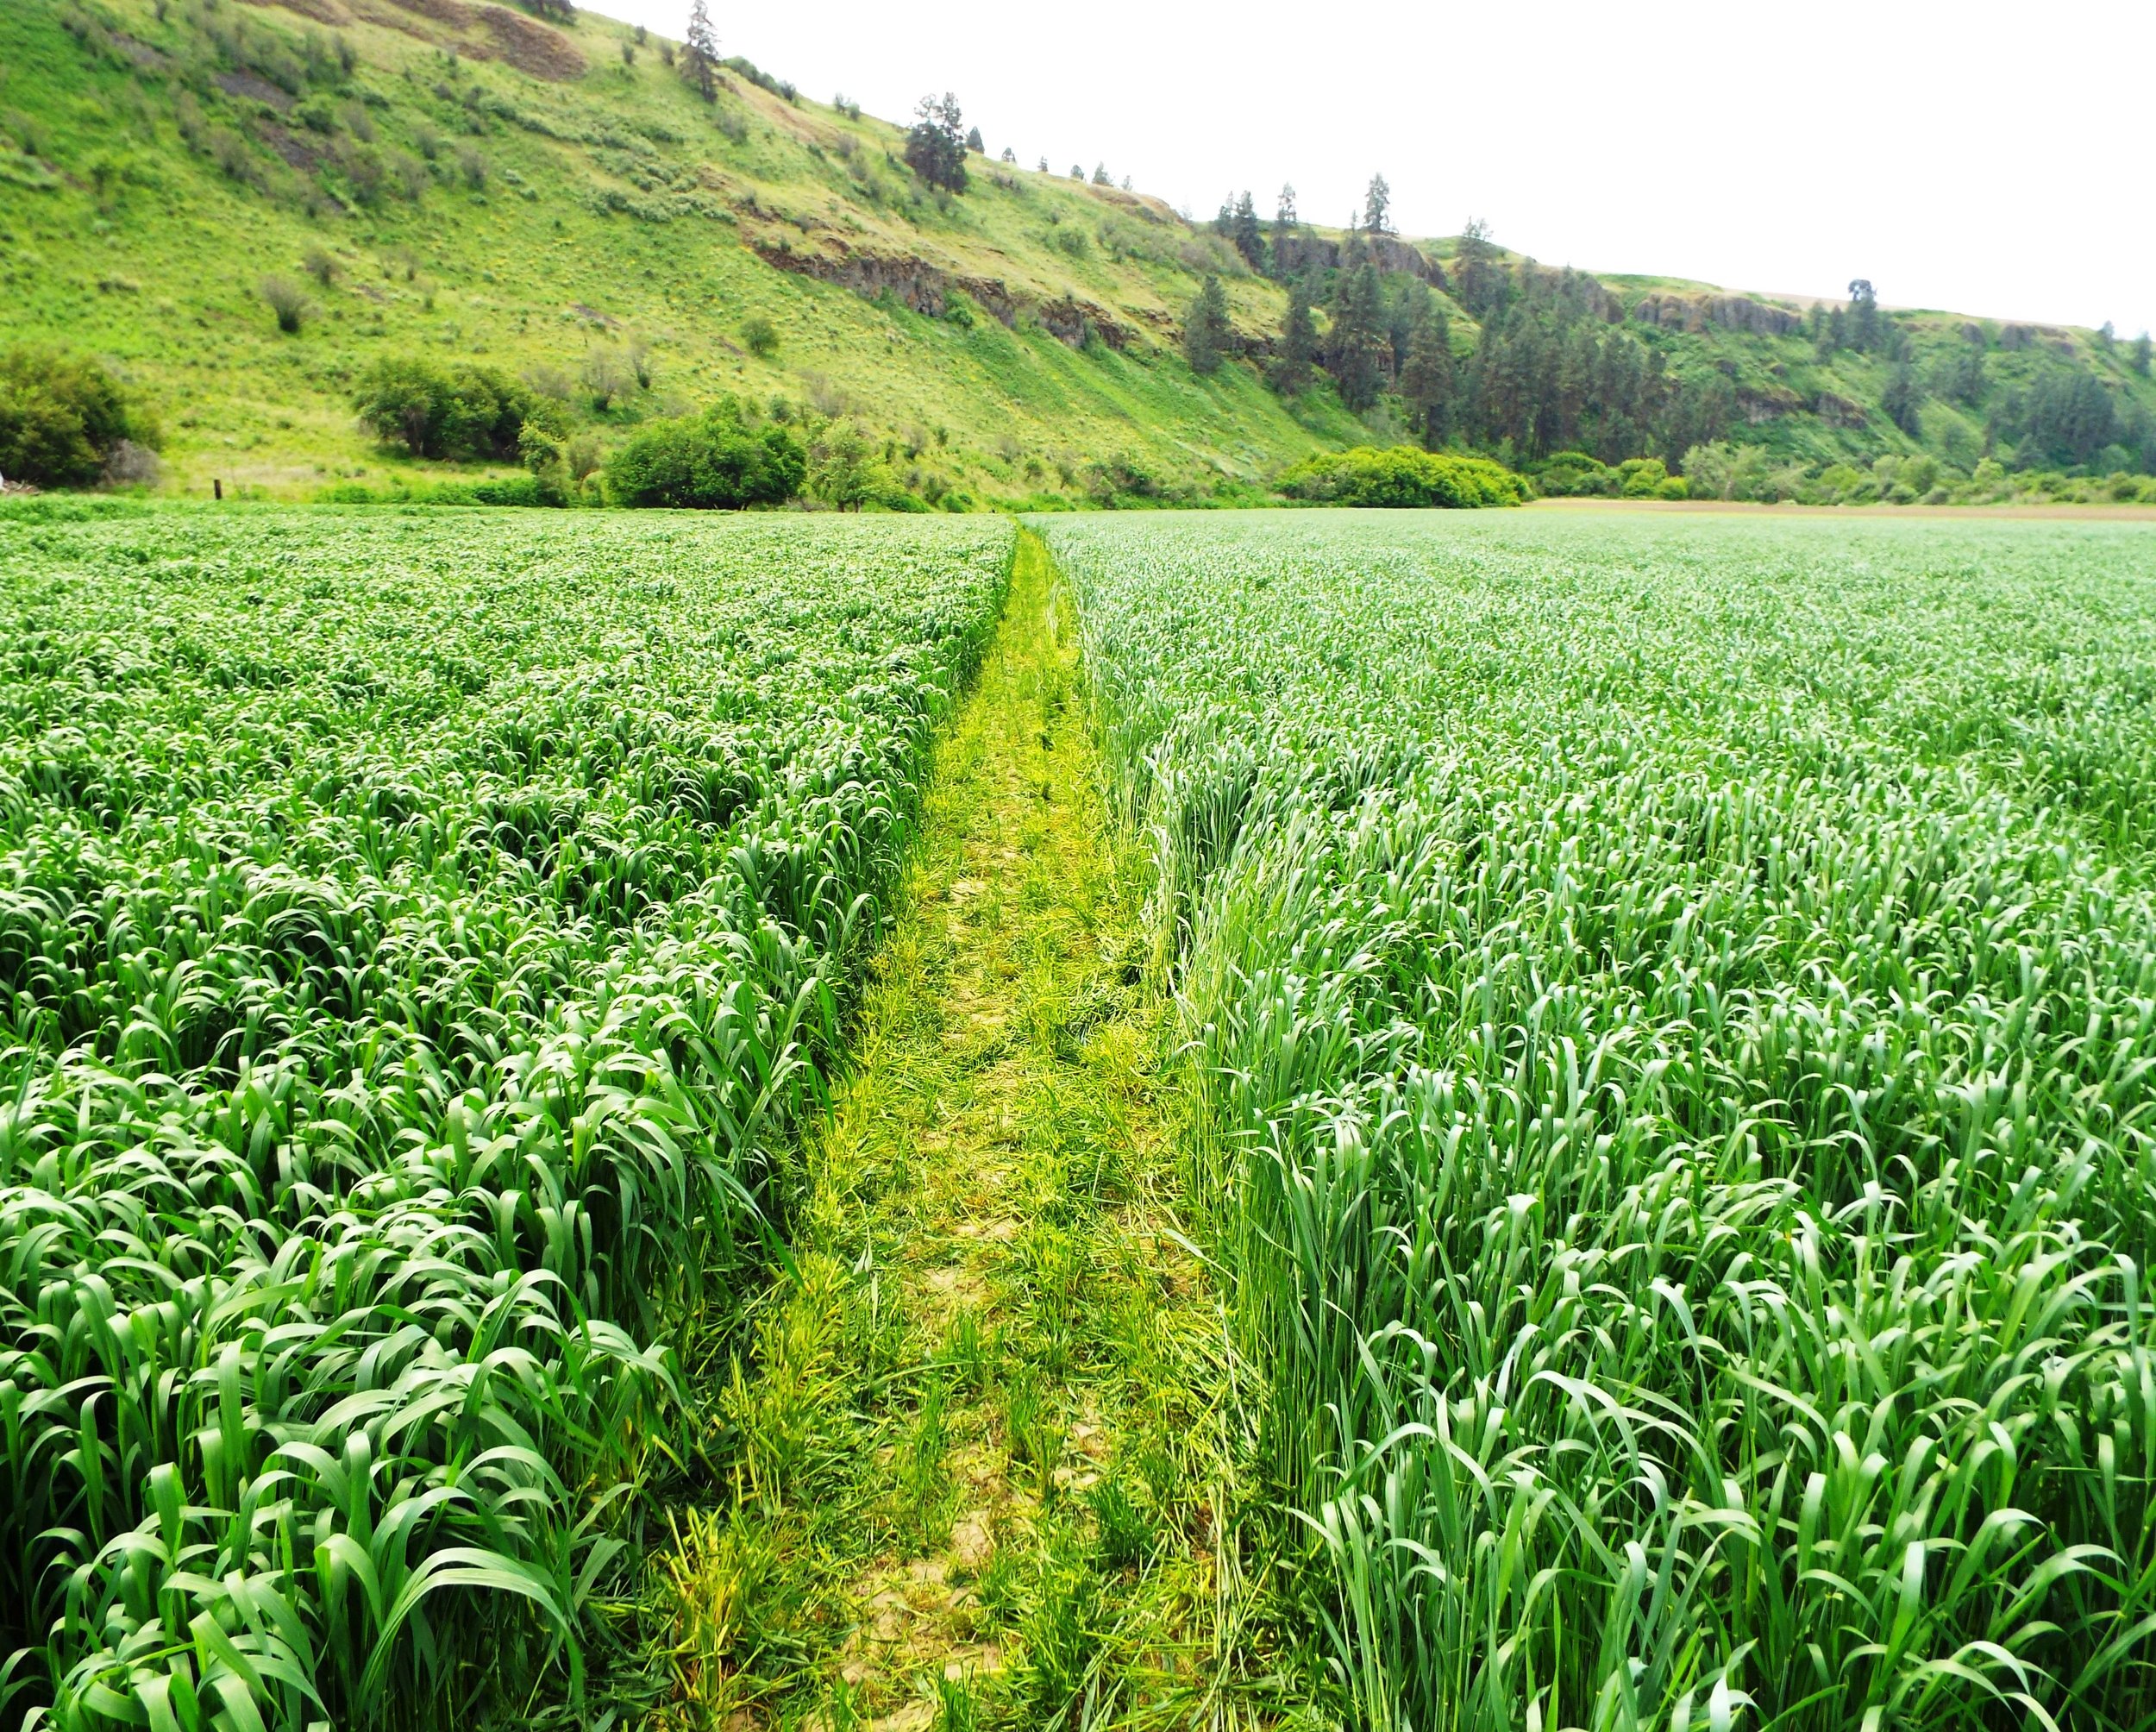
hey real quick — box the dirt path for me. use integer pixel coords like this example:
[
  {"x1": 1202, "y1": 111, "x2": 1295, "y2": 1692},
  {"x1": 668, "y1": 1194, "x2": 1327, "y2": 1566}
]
[{"x1": 657, "y1": 531, "x2": 1285, "y2": 1730}]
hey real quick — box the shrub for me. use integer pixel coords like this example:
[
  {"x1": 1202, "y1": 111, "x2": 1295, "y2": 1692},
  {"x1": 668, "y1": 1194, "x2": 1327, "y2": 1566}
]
[
  {"x1": 0, "y1": 348, "x2": 159, "y2": 489},
  {"x1": 1085, "y1": 454, "x2": 1165, "y2": 505},
  {"x1": 742, "y1": 316, "x2": 780, "y2": 359},
  {"x1": 581, "y1": 345, "x2": 635, "y2": 411},
  {"x1": 351, "y1": 356, "x2": 559, "y2": 460},
  {"x1": 260, "y1": 274, "x2": 310, "y2": 333},
  {"x1": 102, "y1": 439, "x2": 162, "y2": 487},
  {"x1": 807, "y1": 417, "x2": 889, "y2": 510},
  {"x1": 1534, "y1": 451, "x2": 1617, "y2": 497},
  {"x1": 1275, "y1": 445, "x2": 1526, "y2": 509},
  {"x1": 608, "y1": 398, "x2": 805, "y2": 508}
]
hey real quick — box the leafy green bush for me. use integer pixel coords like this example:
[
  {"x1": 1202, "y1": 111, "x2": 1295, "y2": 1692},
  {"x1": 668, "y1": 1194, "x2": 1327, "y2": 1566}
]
[
  {"x1": 352, "y1": 358, "x2": 560, "y2": 461},
  {"x1": 1275, "y1": 445, "x2": 1525, "y2": 508},
  {"x1": 1532, "y1": 451, "x2": 1619, "y2": 497},
  {"x1": 607, "y1": 398, "x2": 805, "y2": 508},
  {"x1": 0, "y1": 348, "x2": 158, "y2": 489}
]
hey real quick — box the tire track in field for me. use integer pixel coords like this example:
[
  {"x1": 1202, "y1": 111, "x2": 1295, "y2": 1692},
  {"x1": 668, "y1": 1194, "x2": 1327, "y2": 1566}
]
[{"x1": 659, "y1": 530, "x2": 1301, "y2": 1730}]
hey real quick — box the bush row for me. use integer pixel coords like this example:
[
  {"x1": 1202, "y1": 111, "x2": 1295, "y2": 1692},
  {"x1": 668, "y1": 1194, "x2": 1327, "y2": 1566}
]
[{"x1": 1275, "y1": 444, "x2": 1529, "y2": 508}]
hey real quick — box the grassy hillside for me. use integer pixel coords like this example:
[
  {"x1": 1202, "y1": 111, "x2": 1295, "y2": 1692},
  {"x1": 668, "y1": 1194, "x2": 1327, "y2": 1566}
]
[
  {"x1": 0, "y1": 0, "x2": 1359, "y2": 501},
  {"x1": 3, "y1": 0, "x2": 2152, "y2": 503}
]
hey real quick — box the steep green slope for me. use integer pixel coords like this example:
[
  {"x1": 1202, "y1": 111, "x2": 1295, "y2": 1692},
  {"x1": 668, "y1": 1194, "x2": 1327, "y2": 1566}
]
[{"x1": 3, "y1": 0, "x2": 2151, "y2": 502}]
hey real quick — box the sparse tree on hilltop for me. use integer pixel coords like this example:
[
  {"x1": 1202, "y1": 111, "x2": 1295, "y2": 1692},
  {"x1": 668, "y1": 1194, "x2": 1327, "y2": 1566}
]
[
  {"x1": 1184, "y1": 274, "x2": 1230, "y2": 375},
  {"x1": 905, "y1": 93, "x2": 968, "y2": 191},
  {"x1": 2134, "y1": 332, "x2": 2153, "y2": 377},
  {"x1": 1229, "y1": 191, "x2": 1264, "y2": 273},
  {"x1": 1092, "y1": 162, "x2": 1110, "y2": 185},
  {"x1": 965, "y1": 125, "x2": 983, "y2": 153},
  {"x1": 1848, "y1": 279, "x2": 1881, "y2": 351},
  {"x1": 1363, "y1": 171, "x2": 1391, "y2": 235},
  {"x1": 682, "y1": 0, "x2": 717, "y2": 101},
  {"x1": 1270, "y1": 184, "x2": 1298, "y2": 277}
]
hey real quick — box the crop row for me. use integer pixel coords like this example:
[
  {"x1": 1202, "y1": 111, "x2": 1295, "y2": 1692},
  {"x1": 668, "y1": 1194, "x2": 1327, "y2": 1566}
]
[
  {"x1": 1042, "y1": 510, "x2": 2156, "y2": 1730},
  {"x1": 0, "y1": 508, "x2": 1012, "y2": 1729}
]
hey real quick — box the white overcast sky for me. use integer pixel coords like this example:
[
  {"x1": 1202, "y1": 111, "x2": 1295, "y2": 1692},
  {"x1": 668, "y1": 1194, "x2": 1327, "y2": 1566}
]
[{"x1": 593, "y1": 0, "x2": 2155, "y2": 336}]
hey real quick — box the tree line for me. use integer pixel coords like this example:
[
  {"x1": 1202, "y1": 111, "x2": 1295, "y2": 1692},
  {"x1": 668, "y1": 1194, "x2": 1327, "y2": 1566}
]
[
  {"x1": 1187, "y1": 185, "x2": 1735, "y2": 467},
  {"x1": 1187, "y1": 173, "x2": 2154, "y2": 476}
]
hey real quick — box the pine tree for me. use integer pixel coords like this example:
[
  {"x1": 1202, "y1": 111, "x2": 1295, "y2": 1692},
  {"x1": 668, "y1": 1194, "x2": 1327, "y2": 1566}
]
[
  {"x1": 1271, "y1": 277, "x2": 1317, "y2": 396},
  {"x1": 1363, "y1": 172, "x2": 1391, "y2": 235},
  {"x1": 1848, "y1": 279, "x2": 1881, "y2": 351},
  {"x1": 1882, "y1": 360, "x2": 1922, "y2": 436},
  {"x1": 964, "y1": 125, "x2": 983, "y2": 154},
  {"x1": 1184, "y1": 275, "x2": 1230, "y2": 375},
  {"x1": 2134, "y1": 332, "x2": 2153, "y2": 377},
  {"x1": 1326, "y1": 262, "x2": 1388, "y2": 411},
  {"x1": 1400, "y1": 307, "x2": 1456, "y2": 447},
  {"x1": 1270, "y1": 184, "x2": 1297, "y2": 278},
  {"x1": 905, "y1": 94, "x2": 968, "y2": 191},
  {"x1": 681, "y1": 0, "x2": 717, "y2": 102},
  {"x1": 1230, "y1": 191, "x2": 1264, "y2": 273}
]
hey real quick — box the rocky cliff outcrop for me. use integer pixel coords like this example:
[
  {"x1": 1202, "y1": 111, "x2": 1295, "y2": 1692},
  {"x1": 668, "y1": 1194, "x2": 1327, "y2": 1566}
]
[{"x1": 749, "y1": 239, "x2": 1138, "y2": 349}]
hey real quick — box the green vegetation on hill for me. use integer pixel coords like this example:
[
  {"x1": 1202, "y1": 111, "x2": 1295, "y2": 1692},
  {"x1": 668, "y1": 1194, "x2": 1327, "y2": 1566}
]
[
  {"x1": 3, "y1": 0, "x2": 2153, "y2": 505},
  {"x1": 0, "y1": 0, "x2": 1357, "y2": 504}
]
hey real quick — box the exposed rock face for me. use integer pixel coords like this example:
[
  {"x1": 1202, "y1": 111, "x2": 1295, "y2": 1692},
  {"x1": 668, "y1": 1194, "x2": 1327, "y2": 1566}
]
[
  {"x1": 212, "y1": 68, "x2": 297, "y2": 110},
  {"x1": 1814, "y1": 392, "x2": 1869, "y2": 428},
  {"x1": 260, "y1": 0, "x2": 586, "y2": 78},
  {"x1": 1737, "y1": 386, "x2": 1805, "y2": 423},
  {"x1": 1997, "y1": 323, "x2": 2067, "y2": 352},
  {"x1": 1632, "y1": 292, "x2": 1806, "y2": 336},
  {"x1": 1270, "y1": 232, "x2": 1449, "y2": 288},
  {"x1": 749, "y1": 241, "x2": 1135, "y2": 349}
]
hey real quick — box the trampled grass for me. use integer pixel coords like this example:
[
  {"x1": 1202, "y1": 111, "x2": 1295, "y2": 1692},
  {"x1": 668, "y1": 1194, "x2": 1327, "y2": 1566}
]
[
  {"x1": 0, "y1": 504, "x2": 1012, "y2": 1729},
  {"x1": 652, "y1": 531, "x2": 1308, "y2": 1730},
  {"x1": 1038, "y1": 508, "x2": 2156, "y2": 1729}
]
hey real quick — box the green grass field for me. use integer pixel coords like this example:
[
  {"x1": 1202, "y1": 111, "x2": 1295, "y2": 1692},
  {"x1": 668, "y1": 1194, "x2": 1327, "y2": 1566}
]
[
  {"x1": 1044, "y1": 506, "x2": 2156, "y2": 1729},
  {"x1": 0, "y1": 502, "x2": 1012, "y2": 1729},
  {"x1": 9, "y1": 499, "x2": 2156, "y2": 1731}
]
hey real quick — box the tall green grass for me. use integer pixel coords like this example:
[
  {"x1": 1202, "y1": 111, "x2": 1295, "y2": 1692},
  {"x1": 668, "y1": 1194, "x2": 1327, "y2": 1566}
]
[
  {"x1": 1042, "y1": 509, "x2": 2156, "y2": 1729},
  {"x1": 0, "y1": 507, "x2": 1012, "y2": 1729}
]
